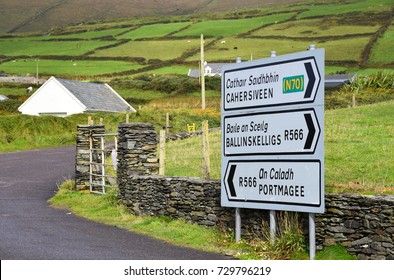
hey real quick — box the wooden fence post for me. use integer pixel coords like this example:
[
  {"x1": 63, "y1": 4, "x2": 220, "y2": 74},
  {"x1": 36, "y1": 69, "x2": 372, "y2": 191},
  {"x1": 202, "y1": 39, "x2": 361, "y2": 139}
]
[
  {"x1": 159, "y1": 130, "x2": 166, "y2": 175},
  {"x1": 202, "y1": 120, "x2": 210, "y2": 179},
  {"x1": 88, "y1": 116, "x2": 94, "y2": 125}
]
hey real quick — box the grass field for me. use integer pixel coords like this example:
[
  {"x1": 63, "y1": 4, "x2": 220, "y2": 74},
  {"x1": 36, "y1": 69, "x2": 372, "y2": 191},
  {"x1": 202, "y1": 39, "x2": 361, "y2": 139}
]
[
  {"x1": 251, "y1": 18, "x2": 381, "y2": 38},
  {"x1": 0, "y1": 0, "x2": 392, "y2": 77},
  {"x1": 296, "y1": 0, "x2": 394, "y2": 19},
  {"x1": 0, "y1": 38, "x2": 114, "y2": 56},
  {"x1": 369, "y1": 20, "x2": 394, "y2": 64},
  {"x1": 119, "y1": 22, "x2": 190, "y2": 39},
  {"x1": 173, "y1": 13, "x2": 296, "y2": 37},
  {"x1": 48, "y1": 27, "x2": 131, "y2": 39},
  {"x1": 164, "y1": 101, "x2": 394, "y2": 192},
  {"x1": 0, "y1": 59, "x2": 144, "y2": 76},
  {"x1": 91, "y1": 38, "x2": 204, "y2": 60},
  {"x1": 186, "y1": 36, "x2": 371, "y2": 63},
  {"x1": 325, "y1": 101, "x2": 394, "y2": 190}
]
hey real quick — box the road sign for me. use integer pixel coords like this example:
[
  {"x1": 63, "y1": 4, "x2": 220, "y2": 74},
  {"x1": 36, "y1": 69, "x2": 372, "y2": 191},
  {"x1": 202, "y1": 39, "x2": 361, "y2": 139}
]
[
  {"x1": 223, "y1": 108, "x2": 320, "y2": 156},
  {"x1": 221, "y1": 48, "x2": 325, "y2": 213},
  {"x1": 222, "y1": 160, "x2": 322, "y2": 210},
  {"x1": 222, "y1": 49, "x2": 322, "y2": 111}
]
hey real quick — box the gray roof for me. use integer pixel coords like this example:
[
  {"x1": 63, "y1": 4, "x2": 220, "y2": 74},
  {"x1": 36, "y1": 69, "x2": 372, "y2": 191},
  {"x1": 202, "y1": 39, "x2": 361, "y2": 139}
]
[
  {"x1": 324, "y1": 74, "x2": 357, "y2": 88},
  {"x1": 56, "y1": 78, "x2": 134, "y2": 112},
  {"x1": 188, "y1": 63, "x2": 228, "y2": 78}
]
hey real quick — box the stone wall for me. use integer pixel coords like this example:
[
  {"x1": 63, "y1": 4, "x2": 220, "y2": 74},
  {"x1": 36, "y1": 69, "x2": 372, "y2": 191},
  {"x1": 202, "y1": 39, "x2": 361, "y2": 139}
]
[
  {"x1": 117, "y1": 122, "x2": 159, "y2": 201},
  {"x1": 117, "y1": 173, "x2": 394, "y2": 260},
  {"x1": 117, "y1": 175, "x2": 268, "y2": 238},
  {"x1": 75, "y1": 124, "x2": 105, "y2": 190},
  {"x1": 316, "y1": 194, "x2": 394, "y2": 260},
  {"x1": 81, "y1": 122, "x2": 394, "y2": 260}
]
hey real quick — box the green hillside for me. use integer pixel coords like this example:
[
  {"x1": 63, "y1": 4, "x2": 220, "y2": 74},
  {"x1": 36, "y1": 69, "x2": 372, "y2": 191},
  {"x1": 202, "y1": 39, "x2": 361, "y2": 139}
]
[{"x1": 0, "y1": 0, "x2": 393, "y2": 79}]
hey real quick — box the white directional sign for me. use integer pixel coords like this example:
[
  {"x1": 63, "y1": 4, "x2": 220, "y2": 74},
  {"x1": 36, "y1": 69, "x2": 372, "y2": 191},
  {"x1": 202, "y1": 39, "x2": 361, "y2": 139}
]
[
  {"x1": 221, "y1": 49, "x2": 325, "y2": 213},
  {"x1": 223, "y1": 160, "x2": 322, "y2": 209},
  {"x1": 224, "y1": 109, "x2": 320, "y2": 156},
  {"x1": 223, "y1": 53, "x2": 321, "y2": 111}
]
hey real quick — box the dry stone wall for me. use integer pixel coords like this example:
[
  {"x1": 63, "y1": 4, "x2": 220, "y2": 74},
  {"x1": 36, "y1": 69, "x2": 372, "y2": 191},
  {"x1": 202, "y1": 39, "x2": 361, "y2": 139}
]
[
  {"x1": 117, "y1": 172, "x2": 394, "y2": 260},
  {"x1": 76, "y1": 122, "x2": 394, "y2": 260},
  {"x1": 75, "y1": 124, "x2": 105, "y2": 190},
  {"x1": 316, "y1": 194, "x2": 394, "y2": 260}
]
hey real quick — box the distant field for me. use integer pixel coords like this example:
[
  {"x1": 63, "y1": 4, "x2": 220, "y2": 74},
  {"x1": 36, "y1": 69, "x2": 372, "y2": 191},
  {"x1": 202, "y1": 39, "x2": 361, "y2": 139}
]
[
  {"x1": 119, "y1": 22, "x2": 190, "y2": 40},
  {"x1": 296, "y1": 0, "x2": 394, "y2": 19},
  {"x1": 0, "y1": 38, "x2": 113, "y2": 56},
  {"x1": 48, "y1": 27, "x2": 131, "y2": 39},
  {"x1": 0, "y1": 59, "x2": 144, "y2": 76},
  {"x1": 135, "y1": 65, "x2": 191, "y2": 76},
  {"x1": 0, "y1": 0, "x2": 303, "y2": 34},
  {"x1": 369, "y1": 21, "x2": 394, "y2": 64},
  {"x1": 251, "y1": 18, "x2": 381, "y2": 38},
  {"x1": 186, "y1": 36, "x2": 371, "y2": 62},
  {"x1": 173, "y1": 13, "x2": 296, "y2": 37},
  {"x1": 0, "y1": 0, "x2": 392, "y2": 78},
  {"x1": 91, "y1": 39, "x2": 204, "y2": 60}
]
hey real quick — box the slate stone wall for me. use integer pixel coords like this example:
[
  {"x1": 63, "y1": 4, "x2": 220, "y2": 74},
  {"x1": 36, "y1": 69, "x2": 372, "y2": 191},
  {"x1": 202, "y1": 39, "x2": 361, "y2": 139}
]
[
  {"x1": 85, "y1": 122, "x2": 394, "y2": 260},
  {"x1": 117, "y1": 122, "x2": 159, "y2": 201},
  {"x1": 75, "y1": 124, "x2": 105, "y2": 190},
  {"x1": 117, "y1": 172, "x2": 394, "y2": 260},
  {"x1": 316, "y1": 194, "x2": 394, "y2": 260}
]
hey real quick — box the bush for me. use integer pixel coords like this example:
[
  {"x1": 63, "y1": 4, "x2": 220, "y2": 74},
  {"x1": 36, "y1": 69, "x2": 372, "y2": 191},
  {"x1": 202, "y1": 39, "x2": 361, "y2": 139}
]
[
  {"x1": 0, "y1": 99, "x2": 23, "y2": 113},
  {"x1": 254, "y1": 212, "x2": 306, "y2": 260}
]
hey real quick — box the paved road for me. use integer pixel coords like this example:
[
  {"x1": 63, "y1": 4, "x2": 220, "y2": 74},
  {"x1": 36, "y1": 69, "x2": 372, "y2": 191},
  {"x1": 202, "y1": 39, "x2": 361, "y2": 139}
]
[{"x1": 0, "y1": 146, "x2": 228, "y2": 260}]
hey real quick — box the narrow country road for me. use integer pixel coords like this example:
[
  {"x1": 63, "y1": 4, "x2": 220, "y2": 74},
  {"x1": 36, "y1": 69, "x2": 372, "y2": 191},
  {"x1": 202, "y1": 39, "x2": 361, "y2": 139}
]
[{"x1": 0, "y1": 146, "x2": 228, "y2": 260}]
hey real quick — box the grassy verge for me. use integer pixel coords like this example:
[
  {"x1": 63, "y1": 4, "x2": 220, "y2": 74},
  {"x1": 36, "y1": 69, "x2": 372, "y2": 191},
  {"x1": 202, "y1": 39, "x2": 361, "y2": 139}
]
[
  {"x1": 49, "y1": 180, "x2": 236, "y2": 256},
  {"x1": 49, "y1": 180, "x2": 357, "y2": 260}
]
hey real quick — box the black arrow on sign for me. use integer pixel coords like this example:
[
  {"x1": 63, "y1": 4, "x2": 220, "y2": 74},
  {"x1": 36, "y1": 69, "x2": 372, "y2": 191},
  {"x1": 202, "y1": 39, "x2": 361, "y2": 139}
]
[
  {"x1": 227, "y1": 164, "x2": 237, "y2": 197},
  {"x1": 304, "y1": 62, "x2": 315, "y2": 99},
  {"x1": 304, "y1": 113, "x2": 316, "y2": 150}
]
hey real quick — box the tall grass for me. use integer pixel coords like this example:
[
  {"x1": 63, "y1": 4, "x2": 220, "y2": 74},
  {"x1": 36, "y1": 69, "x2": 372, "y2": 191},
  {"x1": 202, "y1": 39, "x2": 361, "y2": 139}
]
[{"x1": 258, "y1": 212, "x2": 306, "y2": 260}]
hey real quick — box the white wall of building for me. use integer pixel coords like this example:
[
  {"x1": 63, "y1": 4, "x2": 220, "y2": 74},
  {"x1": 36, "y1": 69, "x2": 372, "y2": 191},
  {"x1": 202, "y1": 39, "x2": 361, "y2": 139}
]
[{"x1": 18, "y1": 77, "x2": 85, "y2": 116}]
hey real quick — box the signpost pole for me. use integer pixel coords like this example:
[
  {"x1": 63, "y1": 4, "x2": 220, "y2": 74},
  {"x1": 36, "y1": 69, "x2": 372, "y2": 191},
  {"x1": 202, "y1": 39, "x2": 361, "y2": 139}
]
[
  {"x1": 235, "y1": 208, "x2": 241, "y2": 242},
  {"x1": 308, "y1": 44, "x2": 316, "y2": 260},
  {"x1": 269, "y1": 50, "x2": 277, "y2": 243},
  {"x1": 309, "y1": 213, "x2": 316, "y2": 260},
  {"x1": 200, "y1": 34, "x2": 206, "y2": 110},
  {"x1": 234, "y1": 56, "x2": 242, "y2": 243}
]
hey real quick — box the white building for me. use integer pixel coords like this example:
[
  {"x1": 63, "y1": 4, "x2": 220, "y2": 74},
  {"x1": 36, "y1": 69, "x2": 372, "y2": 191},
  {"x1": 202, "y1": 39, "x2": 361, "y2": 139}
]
[{"x1": 18, "y1": 76, "x2": 136, "y2": 117}]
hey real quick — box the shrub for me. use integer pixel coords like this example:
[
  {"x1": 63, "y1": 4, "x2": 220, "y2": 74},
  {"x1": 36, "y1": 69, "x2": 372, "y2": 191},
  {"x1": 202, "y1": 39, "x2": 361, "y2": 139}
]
[
  {"x1": 255, "y1": 212, "x2": 306, "y2": 260},
  {"x1": 0, "y1": 99, "x2": 23, "y2": 113}
]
